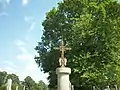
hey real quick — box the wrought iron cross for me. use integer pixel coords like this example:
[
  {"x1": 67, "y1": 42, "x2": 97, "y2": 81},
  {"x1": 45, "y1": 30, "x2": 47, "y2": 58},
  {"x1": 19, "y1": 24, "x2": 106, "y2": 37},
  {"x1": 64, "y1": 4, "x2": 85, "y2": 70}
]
[{"x1": 54, "y1": 40, "x2": 71, "y2": 67}]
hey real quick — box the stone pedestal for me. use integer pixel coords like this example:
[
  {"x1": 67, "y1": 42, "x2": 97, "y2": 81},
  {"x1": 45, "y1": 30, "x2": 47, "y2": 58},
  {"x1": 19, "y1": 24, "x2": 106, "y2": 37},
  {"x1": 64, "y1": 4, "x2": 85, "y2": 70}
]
[{"x1": 56, "y1": 67, "x2": 71, "y2": 90}]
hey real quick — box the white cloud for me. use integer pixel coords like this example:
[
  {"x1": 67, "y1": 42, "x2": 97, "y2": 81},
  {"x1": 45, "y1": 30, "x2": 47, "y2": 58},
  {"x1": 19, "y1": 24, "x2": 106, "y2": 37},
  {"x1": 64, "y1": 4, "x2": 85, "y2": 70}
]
[
  {"x1": 25, "y1": 59, "x2": 38, "y2": 73},
  {"x1": 19, "y1": 46, "x2": 28, "y2": 53},
  {"x1": 29, "y1": 22, "x2": 35, "y2": 30},
  {"x1": 0, "y1": 68, "x2": 3, "y2": 71},
  {"x1": 14, "y1": 40, "x2": 28, "y2": 53},
  {"x1": 24, "y1": 16, "x2": 35, "y2": 41},
  {"x1": 24, "y1": 16, "x2": 35, "y2": 31},
  {"x1": 25, "y1": 35, "x2": 29, "y2": 41},
  {"x1": 0, "y1": 61, "x2": 18, "y2": 75},
  {"x1": 0, "y1": 0, "x2": 10, "y2": 4},
  {"x1": 4, "y1": 66, "x2": 16, "y2": 74},
  {"x1": 15, "y1": 40, "x2": 30, "y2": 61},
  {"x1": 0, "y1": 66, "x2": 17, "y2": 74},
  {"x1": 3, "y1": 61, "x2": 18, "y2": 68},
  {"x1": 16, "y1": 53, "x2": 33, "y2": 61},
  {"x1": 0, "y1": 0, "x2": 11, "y2": 9},
  {"x1": 6, "y1": 0, "x2": 10, "y2": 4},
  {"x1": 22, "y1": 0, "x2": 30, "y2": 6},
  {"x1": 15, "y1": 40, "x2": 25, "y2": 46},
  {"x1": 0, "y1": 12, "x2": 8, "y2": 17},
  {"x1": 24, "y1": 16, "x2": 33, "y2": 22}
]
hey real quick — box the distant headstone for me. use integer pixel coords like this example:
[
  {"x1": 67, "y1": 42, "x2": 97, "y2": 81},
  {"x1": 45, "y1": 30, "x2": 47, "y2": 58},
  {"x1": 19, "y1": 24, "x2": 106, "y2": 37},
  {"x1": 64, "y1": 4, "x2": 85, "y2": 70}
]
[
  {"x1": 107, "y1": 86, "x2": 110, "y2": 90},
  {"x1": 114, "y1": 85, "x2": 117, "y2": 90},
  {"x1": 93, "y1": 86, "x2": 96, "y2": 90},
  {"x1": 69, "y1": 82, "x2": 71, "y2": 90},
  {"x1": 71, "y1": 85, "x2": 74, "y2": 90},
  {"x1": 23, "y1": 86, "x2": 25, "y2": 90},
  {"x1": 16, "y1": 86, "x2": 18, "y2": 90},
  {"x1": 104, "y1": 86, "x2": 110, "y2": 90},
  {"x1": 7, "y1": 79, "x2": 12, "y2": 90},
  {"x1": 69, "y1": 82, "x2": 74, "y2": 90}
]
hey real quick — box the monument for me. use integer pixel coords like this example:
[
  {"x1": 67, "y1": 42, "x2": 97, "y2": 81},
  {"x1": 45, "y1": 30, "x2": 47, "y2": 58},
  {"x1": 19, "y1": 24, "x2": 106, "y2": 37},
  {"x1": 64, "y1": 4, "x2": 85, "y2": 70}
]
[
  {"x1": 55, "y1": 40, "x2": 71, "y2": 90},
  {"x1": 7, "y1": 79, "x2": 12, "y2": 90}
]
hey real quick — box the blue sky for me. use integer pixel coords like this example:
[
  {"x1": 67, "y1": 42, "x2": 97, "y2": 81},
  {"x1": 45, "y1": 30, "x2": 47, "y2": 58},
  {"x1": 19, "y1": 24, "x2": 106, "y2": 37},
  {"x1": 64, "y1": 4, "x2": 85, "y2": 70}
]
[{"x1": 0, "y1": 0, "x2": 60, "y2": 84}]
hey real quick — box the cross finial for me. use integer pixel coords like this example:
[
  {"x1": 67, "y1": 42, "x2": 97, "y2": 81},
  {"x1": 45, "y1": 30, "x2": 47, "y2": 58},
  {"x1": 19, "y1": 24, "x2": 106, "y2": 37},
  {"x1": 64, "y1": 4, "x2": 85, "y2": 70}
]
[{"x1": 54, "y1": 40, "x2": 71, "y2": 67}]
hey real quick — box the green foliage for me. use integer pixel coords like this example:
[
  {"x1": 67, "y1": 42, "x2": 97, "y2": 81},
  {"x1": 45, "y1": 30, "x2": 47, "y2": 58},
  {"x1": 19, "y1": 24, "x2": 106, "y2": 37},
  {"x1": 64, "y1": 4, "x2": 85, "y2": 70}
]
[
  {"x1": 35, "y1": 0, "x2": 120, "y2": 89},
  {"x1": 24, "y1": 76, "x2": 36, "y2": 90},
  {"x1": 0, "y1": 85, "x2": 6, "y2": 90},
  {"x1": 0, "y1": 71, "x2": 7, "y2": 86},
  {"x1": 11, "y1": 84, "x2": 17, "y2": 90},
  {"x1": 37, "y1": 80, "x2": 48, "y2": 90}
]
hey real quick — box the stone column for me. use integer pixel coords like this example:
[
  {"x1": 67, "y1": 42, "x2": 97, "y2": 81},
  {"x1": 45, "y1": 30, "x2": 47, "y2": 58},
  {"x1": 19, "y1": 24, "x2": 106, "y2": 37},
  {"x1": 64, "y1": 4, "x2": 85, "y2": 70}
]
[{"x1": 56, "y1": 67, "x2": 71, "y2": 90}]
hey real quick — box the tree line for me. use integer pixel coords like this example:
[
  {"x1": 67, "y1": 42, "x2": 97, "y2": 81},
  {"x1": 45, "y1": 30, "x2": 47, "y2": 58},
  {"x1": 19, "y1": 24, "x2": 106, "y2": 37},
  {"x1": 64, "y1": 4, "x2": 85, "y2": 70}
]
[{"x1": 0, "y1": 71, "x2": 48, "y2": 90}]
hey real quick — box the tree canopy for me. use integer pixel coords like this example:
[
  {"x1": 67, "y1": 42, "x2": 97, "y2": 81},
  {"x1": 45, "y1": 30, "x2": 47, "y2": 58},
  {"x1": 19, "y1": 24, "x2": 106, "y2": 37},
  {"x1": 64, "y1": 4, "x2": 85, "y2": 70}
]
[{"x1": 35, "y1": 0, "x2": 120, "y2": 89}]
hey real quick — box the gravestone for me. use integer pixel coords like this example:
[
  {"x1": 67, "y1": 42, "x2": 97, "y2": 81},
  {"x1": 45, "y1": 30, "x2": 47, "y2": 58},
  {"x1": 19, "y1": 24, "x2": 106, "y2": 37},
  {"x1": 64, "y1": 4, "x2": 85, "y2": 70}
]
[
  {"x1": 7, "y1": 79, "x2": 12, "y2": 90},
  {"x1": 107, "y1": 86, "x2": 110, "y2": 90},
  {"x1": 23, "y1": 86, "x2": 25, "y2": 90},
  {"x1": 16, "y1": 86, "x2": 18, "y2": 90},
  {"x1": 55, "y1": 40, "x2": 71, "y2": 90},
  {"x1": 71, "y1": 85, "x2": 74, "y2": 90},
  {"x1": 69, "y1": 81, "x2": 71, "y2": 90},
  {"x1": 93, "y1": 86, "x2": 96, "y2": 90},
  {"x1": 69, "y1": 82, "x2": 74, "y2": 90},
  {"x1": 104, "y1": 86, "x2": 110, "y2": 90},
  {"x1": 114, "y1": 85, "x2": 118, "y2": 90}
]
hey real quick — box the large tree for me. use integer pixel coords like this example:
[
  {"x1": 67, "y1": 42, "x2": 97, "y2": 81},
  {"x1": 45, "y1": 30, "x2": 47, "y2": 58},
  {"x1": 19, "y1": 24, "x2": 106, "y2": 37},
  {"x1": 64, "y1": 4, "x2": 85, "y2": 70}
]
[
  {"x1": 24, "y1": 76, "x2": 36, "y2": 90},
  {"x1": 35, "y1": 0, "x2": 120, "y2": 89}
]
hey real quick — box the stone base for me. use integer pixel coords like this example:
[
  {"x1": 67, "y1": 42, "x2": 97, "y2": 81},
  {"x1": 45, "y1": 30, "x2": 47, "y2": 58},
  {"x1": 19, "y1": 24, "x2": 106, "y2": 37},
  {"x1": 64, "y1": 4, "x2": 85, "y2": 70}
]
[{"x1": 56, "y1": 67, "x2": 71, "y2": 90}]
